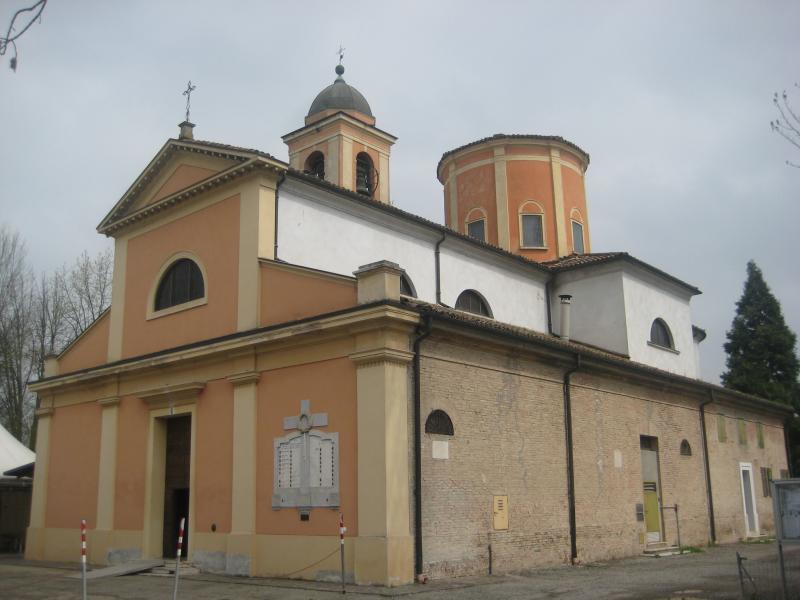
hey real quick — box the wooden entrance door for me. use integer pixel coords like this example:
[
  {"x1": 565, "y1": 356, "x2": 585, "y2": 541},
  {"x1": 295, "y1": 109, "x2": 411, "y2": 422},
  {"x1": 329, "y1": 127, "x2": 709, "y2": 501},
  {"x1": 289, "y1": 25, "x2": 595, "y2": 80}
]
[{"x1": 162, "y1": 416, "x2": 191, "y2": 559}]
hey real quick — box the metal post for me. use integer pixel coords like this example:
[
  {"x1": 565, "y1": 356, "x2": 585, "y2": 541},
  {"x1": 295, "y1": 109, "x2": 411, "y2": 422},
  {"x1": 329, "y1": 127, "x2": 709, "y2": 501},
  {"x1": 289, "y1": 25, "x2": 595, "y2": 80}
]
[
  {"x1": 80, "y1": 519, "x2": 87, "y2": 600},
  {"x1": 674, "y1": 504, "x2": 681, "y2": 551},
  {"x1": 778, "y1": 540, "x2": 788, "y2": 600},
  {"x1": 736, "y1": 552, "x2": 746, "y2": 599},
  {"x1": 172, "y1": 516, "x2": 185, "y2": 600},
  {"x1": 339, "y1": 512, "x2": 346, "y2": 595}
]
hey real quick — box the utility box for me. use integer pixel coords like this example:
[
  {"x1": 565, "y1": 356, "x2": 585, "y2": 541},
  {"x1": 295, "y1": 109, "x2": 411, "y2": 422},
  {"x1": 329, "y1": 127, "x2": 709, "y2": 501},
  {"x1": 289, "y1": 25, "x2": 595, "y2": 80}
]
[{"x1": 492, "y1": 495, "x2": 509, "y2": 530}]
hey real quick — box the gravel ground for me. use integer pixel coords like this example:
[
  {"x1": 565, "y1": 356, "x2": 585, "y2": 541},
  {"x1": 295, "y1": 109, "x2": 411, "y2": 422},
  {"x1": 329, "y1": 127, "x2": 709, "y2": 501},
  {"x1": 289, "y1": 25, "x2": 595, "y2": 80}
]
[{"x1": 0, "y1": 542, "x2": 797, "y2": 600}]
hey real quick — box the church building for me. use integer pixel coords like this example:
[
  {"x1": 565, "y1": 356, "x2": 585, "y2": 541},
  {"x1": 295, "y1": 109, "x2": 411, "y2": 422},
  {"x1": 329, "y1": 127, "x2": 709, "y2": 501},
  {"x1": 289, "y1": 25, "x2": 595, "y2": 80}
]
[{"x1": 26, "y1": 63, "x2": 792, "y2": 586}]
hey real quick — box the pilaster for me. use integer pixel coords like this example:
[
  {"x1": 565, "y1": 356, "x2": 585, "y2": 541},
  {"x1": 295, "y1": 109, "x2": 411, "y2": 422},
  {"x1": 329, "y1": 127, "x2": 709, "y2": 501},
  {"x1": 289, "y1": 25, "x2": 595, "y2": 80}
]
[
  {"x1": 226, "y1": 370, "x2": 260, "y2": 575},
  {"x1": 107, "y1": 236, "x2": 128, "y2": 361},
  {"x1": 379, "y1": 152, "x2": 391, "y2": 204},
  {"x1": 25, "y1": 406, "x2": 54, "y2": 560},
  {"x1": 550, "y1": 148, "x2": 568, "y2": 257},
  {"x1": 493, "y1": 147, "x2": 510, "y2": 250},
  {"x1": 326, "y1": 137, "x2": 341, "y2": 186}
]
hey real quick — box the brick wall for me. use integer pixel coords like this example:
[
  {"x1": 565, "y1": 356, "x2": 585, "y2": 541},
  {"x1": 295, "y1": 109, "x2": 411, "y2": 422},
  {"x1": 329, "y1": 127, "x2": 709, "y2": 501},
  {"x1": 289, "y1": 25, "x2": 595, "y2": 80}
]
[{"x1": 417, "y1": 332, "x2": 787, "y2": 578}]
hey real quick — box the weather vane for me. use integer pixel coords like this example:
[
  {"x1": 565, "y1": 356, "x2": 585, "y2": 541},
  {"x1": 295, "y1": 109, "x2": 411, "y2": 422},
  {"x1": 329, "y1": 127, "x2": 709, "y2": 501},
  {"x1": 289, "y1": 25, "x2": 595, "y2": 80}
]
[
  {"x1": 337, "y1": 45, "x2": 345, "y2": 65},
  {"x1": 182, "y1": 80, "x2": 196, "y2": 122}
]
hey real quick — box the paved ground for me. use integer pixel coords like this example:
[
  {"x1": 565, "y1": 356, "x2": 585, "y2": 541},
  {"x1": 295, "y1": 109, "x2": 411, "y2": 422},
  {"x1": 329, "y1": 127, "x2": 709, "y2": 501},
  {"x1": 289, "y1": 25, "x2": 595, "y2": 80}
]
[{"x1": 1, "y1": 542, "x2": 797, "y2": 599}]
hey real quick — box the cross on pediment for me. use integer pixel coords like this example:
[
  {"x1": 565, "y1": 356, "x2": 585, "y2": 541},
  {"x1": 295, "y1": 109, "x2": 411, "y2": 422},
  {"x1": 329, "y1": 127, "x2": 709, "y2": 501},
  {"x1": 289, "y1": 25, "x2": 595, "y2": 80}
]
[{"x1": 283, "y1": 399, "x2": 328, "y2": 433}]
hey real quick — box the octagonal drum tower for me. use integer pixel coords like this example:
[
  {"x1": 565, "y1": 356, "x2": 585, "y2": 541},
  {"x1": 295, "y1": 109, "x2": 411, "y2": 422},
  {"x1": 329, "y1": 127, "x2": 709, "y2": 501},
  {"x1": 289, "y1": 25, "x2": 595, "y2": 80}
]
[{"x1": 437, "y1": 134, "x2": 591, "y2": 261}]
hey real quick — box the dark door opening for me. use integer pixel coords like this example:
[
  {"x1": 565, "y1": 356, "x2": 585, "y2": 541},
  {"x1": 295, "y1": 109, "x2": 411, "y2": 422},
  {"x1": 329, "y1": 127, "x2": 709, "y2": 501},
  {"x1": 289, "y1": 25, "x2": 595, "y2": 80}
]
[{"x1": 162, "y1": 415, "x2": 191, "y2": 559}]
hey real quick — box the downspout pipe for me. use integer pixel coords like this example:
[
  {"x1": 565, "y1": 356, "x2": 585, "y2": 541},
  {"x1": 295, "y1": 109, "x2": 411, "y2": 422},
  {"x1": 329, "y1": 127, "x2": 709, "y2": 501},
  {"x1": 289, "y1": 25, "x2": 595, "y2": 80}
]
[
  {"x1": 784, "y1": 414, "x2": 795, "y2": 478},
  {"x1": 413, "y1": 314, "x2": 433, "y2": 578},
  {"x1": 563, "y1": 353, "x2": 581, "y2": 563},
  {"x1": 699, "y1": 391, "x2": 717, "y2": 544},
  {"x1": 545, "y1": 280, "x2": 554, "y2": 335},
  {"x1": 434, "y1": 232, "x2": 446, "y2": 305}
]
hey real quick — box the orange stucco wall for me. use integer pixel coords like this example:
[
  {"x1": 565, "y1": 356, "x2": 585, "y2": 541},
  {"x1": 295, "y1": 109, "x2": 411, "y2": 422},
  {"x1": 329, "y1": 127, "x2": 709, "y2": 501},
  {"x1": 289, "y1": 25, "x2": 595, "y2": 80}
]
[
  {"x1": 121, "y1": 195, "x2": 240, "y2": 359},
  {"x1": 150, "y1": 164, "x2": 219, "y2": 205},
  {"x1": 507, "y1": 159, "x2": 557, "y2": 259},
  {"x1": 194, "y1": 380, "x2": 233, "y2": 534},
  {"x1": 114, "y1": 395, "x2": 148, "y2": 530},
  {"x1": 455, "y1": 163, "x2": 497, "y2": 244},
  {"x1": 58, "y1": 311, "x2": 110, "y2": 375},
  {"x1": 256, "y1": 358, "x2": 358, "y2": 536},
  {"x1": 45, "y1": 402, "x2": 102, "y2": 528},
  {"x1": 260, "y1": 262, "x2": 357, "y2": 327},
  {"x1": 561, "y1": 166, "x2": 590, "y2": 254}
]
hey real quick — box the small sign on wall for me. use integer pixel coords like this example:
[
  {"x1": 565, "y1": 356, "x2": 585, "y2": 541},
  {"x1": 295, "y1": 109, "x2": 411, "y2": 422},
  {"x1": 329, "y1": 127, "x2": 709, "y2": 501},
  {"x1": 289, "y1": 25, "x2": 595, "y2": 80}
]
[
  {"x1": 432, "y1": 440, "x2": 449, "y2": 460},
  {"x1": 493, "y1": 495, "x2": 509, "y2": 530}
]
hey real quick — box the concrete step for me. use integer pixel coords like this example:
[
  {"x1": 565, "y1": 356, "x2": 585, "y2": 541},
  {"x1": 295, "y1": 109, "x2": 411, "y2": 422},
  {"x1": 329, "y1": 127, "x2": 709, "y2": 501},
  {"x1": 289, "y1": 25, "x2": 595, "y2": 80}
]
[{"x1": 644, "y1": 544, "x2": 680, "y2": 557}]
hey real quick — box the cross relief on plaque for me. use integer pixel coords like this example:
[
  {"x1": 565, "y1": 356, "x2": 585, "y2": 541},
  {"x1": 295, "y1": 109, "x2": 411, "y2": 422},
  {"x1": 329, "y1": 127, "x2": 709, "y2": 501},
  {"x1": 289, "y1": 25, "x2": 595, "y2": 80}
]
[{"x1": 273, "y1": 399, "x2": 339, "y2": 509}]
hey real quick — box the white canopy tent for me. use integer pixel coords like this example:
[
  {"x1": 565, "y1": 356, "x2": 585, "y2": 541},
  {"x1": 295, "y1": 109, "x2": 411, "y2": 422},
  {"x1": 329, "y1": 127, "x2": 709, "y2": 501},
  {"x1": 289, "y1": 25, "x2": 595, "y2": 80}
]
[{"x1": 0, "y1": 422, "x2": 34, "y2": 477}]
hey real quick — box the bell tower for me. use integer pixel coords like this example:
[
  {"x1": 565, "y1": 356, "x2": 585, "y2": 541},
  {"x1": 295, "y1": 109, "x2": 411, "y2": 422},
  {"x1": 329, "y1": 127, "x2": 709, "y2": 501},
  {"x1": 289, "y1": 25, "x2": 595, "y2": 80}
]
[{"x1": 283, "y1": 63, "x2": 396, "y2": 204}]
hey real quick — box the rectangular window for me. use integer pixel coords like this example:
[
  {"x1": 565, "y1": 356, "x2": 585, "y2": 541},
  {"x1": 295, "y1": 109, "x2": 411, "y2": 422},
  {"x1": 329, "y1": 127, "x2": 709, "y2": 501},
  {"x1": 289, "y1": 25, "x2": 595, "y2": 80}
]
[
  {"x1": 521, "y1": 214, "x2": 544, "y2": 247},
  {"x1": 716, "y1": 414, "x2": 727, "y2": 443},
  {"x1": 756, "y1": 422, "x2": 765, "y2": 449},
  {"x1": 572, "y1": 221, "x2": 585, "y2": 254},
  {"x1": 467, "y1": 219, "x2": 486, "y2": 242},
  {"x1": 761, "y1": 467, "x2": 773, "y2": 497},
  {"x1": 738, "y1": 419, "x2": 748, "y2": 446}
]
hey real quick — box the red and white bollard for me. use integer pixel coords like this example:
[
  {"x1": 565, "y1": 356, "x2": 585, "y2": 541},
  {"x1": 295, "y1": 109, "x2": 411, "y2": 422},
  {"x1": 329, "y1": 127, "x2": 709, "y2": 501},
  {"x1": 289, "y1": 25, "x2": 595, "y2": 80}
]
[
  {"x1": 339, "y1": 512, "x2": 347, "y2": 594},
  {"x1": 80, "y1": 519, "x2": 87, "y2": 600},
  {"x1": 172, "y1": 517, "x2": 185, "y2": 600}
]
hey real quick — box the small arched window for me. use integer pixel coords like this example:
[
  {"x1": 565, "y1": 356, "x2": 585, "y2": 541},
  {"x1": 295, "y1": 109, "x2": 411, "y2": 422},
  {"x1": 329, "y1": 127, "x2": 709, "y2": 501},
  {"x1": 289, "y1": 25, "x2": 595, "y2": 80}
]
[
  {"x1": 425, "y1": 410, "x2": 454, "y2": 436},
  {"x1": 455, "y1": 290, "x2": 492, "y2": 318},
  {"x1": 680, "y1": 439, "x2": 692, "y2": 456},
  {"x1": 305, "y1": 151, "x2": 325, "y2": 179},
  {"x1": 155, "y1": 258, "x2": 204, "y2": 311},
  {"x1": 650, "y1": 318, "x2": 674, "y2": 349},
  {"x1": 400, "y1": 273, "x2": 417, "y2": 298},
  {"x1": 356, "y1": 152, "x2": 375, "y2": 197}
]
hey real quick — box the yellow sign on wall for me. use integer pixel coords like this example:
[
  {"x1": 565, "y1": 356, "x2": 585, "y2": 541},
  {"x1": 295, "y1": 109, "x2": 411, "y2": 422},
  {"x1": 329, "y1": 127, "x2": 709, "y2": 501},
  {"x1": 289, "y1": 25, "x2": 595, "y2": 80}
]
[{"x1": 493, "y1": 495, "x2": 509, "y2": 530}]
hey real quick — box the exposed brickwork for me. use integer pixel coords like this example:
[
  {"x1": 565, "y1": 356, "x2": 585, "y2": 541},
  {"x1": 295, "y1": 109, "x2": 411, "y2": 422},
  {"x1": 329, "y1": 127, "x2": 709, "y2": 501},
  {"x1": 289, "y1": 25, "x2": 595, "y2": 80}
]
[{"x1": 418, "y1": 333, "x2": 787, "y2": 579}]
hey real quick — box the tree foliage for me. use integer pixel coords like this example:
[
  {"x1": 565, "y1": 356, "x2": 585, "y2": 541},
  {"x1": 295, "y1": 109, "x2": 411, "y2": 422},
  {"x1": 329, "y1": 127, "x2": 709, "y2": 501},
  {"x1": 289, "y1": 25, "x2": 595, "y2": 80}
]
[
  {"x1": 722, "y1": 261, "x2": 799, "y2": 406},
  {"x1": 0, "y1": 225, "x2": 112, "y2": 447}
]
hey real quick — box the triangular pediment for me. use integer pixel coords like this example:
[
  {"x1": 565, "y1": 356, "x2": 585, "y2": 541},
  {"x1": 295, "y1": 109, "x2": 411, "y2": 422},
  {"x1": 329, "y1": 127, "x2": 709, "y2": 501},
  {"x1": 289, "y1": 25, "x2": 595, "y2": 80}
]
[{"x1": 97, "y1": 138, "x2": 287, "y2": 236}]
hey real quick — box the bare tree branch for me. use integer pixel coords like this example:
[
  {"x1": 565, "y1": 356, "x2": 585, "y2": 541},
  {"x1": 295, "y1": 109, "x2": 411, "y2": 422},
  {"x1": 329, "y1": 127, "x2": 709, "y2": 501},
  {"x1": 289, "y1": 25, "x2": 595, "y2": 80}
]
[{"x1": 0, "y1": 0, "x2": 47, "y2": 71}]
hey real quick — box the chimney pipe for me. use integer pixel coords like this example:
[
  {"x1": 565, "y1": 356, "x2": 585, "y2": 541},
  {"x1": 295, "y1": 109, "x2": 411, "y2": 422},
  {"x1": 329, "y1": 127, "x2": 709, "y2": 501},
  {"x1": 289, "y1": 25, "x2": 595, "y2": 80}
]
[{"x1": 559, "y1": 294, "x2": 573, "y2": 342}]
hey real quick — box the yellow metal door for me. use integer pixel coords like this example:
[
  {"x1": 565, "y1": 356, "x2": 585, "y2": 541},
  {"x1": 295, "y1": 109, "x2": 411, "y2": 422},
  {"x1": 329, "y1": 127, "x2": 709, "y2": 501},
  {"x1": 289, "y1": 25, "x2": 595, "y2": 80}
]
[{"x1": 643, "y1": 482, "x2": 660, "y2": 541}]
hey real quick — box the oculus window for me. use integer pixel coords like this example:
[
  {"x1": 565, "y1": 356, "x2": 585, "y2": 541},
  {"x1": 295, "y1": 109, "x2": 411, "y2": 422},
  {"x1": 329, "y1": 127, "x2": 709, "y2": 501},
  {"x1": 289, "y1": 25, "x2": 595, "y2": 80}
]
[
  {"x1": 521, "y1": 213, "x2": 545, "y2": 248},
  {"x1": 455, "y1": 289, "x2": 493, "y2": 318},
  {"x1": 571, "y1": 220, "x2": 585, "y2": 254},
  {"x1": 649, "y1": 318, "x2": 674, "y2": 350},
  {"x1": 467, "y1": 219, "x2": 486, "y2": 242},
  {"x1": 155, "y1": 258, "x2": 204, "y2": 311}
]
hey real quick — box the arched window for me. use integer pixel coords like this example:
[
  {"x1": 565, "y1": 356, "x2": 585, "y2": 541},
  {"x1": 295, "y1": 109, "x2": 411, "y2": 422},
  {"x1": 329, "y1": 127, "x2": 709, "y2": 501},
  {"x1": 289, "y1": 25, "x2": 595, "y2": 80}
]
[
  {"x1": 519, "y1": 201, "x2": 545, "y2": 248},
  {"x1": 680, "y1": 439, "x2": 692, "y2": 456},
  {"x1": 649, "y1": 318, "x2": 674, "y2": 349},
  {"x1": 305, "y1": 151, "x2": 325, "y2": 179},
  {"x1": 455, "y1": 290, "x2": 492, "y2": 318},
  {"x1": 465, "y1": 207, "x2": 487, "y2": 242},
  {"x1": 400, "y1": 273, "x2": 417, "y2": 298},
  {"x1": 155, "y1": 258, "x2": 204, "y2": 311},
  {"x1": 356, "y1": 152, "x2": 375, "y2": 197},
  {"x1": 571, "y1": 220, "x2": 585, "y2": 254},
  {"x1": 425, "y1": 410, "x2": 454, "y2": 436}
]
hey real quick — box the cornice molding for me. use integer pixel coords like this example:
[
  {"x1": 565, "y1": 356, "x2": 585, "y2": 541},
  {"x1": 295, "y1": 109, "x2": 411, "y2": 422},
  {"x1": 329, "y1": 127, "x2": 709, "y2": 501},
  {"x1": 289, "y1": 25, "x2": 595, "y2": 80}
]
[
  {"x1": 136, "y1": 381, "x2": 205, "y2": 408},
  {"x1": 97, "y1": 396, "x2": 121, "y2": 407},
  {"x1": 227, "y1": 371, "x2": 261, "y2": 386},
  {"x1": 349, "y1": 348, "x2": 414, "y2": 367}
]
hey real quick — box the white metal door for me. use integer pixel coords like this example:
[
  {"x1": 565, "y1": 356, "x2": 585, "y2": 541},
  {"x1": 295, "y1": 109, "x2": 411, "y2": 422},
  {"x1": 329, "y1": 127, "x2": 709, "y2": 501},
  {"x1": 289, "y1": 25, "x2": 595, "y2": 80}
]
[{"x1": 739, "y1": 462, "x2": 760, "y2": 537}]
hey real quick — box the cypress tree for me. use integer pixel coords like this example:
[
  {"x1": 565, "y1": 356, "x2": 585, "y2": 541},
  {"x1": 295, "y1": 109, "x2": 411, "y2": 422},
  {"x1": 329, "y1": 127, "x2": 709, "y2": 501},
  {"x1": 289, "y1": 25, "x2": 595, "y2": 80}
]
[{"x1": 722, "y1": 261, "x2": 799, "y2": 406}]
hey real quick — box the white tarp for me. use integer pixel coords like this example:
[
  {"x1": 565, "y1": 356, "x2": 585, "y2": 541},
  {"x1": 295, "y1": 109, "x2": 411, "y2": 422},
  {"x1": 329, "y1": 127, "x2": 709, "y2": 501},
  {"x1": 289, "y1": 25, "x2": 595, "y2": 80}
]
[{"x1": 0, "y1": 421, "x2": 35, "y2": 475}]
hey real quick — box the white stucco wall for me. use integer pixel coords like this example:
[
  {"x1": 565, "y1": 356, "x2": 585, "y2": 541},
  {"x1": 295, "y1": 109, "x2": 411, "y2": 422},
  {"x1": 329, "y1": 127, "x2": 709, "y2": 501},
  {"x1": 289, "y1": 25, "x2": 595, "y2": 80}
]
[
  {"x1": 552, "y1": 268, "x2": 629, "y2": 356},
  {"x1": 439, "y1": 244, "x2": 548, "y2": 331},
  {"x1": 622, "y1": 271, "x2": 697, "y2": 378},
  {"x1": 277, "y1": 181, "x2": 549, "y2": 331},
  {"x1": 278, "y1": 185, "x2": 437, "y2": 300}
]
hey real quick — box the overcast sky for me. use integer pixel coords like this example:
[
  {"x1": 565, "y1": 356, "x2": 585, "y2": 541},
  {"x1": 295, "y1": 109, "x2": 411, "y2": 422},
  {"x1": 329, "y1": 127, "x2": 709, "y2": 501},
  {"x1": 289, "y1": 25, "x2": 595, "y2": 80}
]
[{"x1": 1, "y1": 0, "x2": 797, "y2": 383}]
